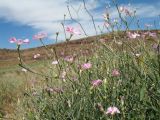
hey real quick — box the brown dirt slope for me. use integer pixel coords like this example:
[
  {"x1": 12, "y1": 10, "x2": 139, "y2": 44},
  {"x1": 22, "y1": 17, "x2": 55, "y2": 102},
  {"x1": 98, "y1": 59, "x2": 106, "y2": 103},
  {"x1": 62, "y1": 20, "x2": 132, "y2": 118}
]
[{"x1": 0, "y1": 30, "x2": 159, "y2": 68}]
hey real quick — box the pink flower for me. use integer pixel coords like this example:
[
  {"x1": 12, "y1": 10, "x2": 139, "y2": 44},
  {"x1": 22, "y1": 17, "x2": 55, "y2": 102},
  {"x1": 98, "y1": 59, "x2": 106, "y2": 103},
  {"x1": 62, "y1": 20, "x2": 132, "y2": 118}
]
[
  {"x1": 66, "y1": 26, "x2": 81, "y2": 35},
  {"x1": 33, "y1": 55, "x2": 37, "y2": 59},
  {"x1": 22, "y1": 68, "x2": 27, "y2": 72},
  {"x1": 23, "y1": 39, "x2": 30, "y2": 44},
  {"x1": 33, "y1": 32, "x2": 47, "y2": 40},
  {"x1": 9, "y1": 37, "x2": 30, "y2": 45},
  {"x1": 148, "y1": 32, "x2": 157, "y2": 38},
  {"x1": 17, "y1": 39, "x2": 24, "y2": 45},
  {"x1": 105, "y1": 106, "x2": 120, "y2": 115},
  {"x1": 127, "y1": 32, "x2": 140, "y2": 39},
  {"x1": 52, "y1": 60, "x2": 59, "y2": 65},
  {"x1": 64, "y1": 56, "x2": 74, "y2": 62},
  {"x1": 60, "y1": 70, "x2": 67, "y2": 81},
  {"x1": 81, "y1": 63, "x2": 92, "y2": 70},
  {"x1": 112, "y1": 69, "x2": 120, "y2": 77},
  {"x1": 91, "y1": 79, "x2": 103, "y2": 87},
  {"x1": 37, "y1": 54, "x2": 40, "y2": 56},
  {"x1": 33, "y1": 54, "x2": 40, "y2": 59},
  {"x1": 104, "y1": 22, "x2": 110, "y2": 28},
  {"x1": 119, "y1": 6, "x2": 125, "y2": 13},
  {"x1": 119, "y1": 6, "x2": 132, "y2": 16},
  {"x1": 142, "y1": 31, "x2": 157, "y2": 39},
  {"x1": 9, "y1": 37, "x2": 17, "y2": 43},
  {"x1": 144, "y1": 32, "x2": 157, "y2": 38}
]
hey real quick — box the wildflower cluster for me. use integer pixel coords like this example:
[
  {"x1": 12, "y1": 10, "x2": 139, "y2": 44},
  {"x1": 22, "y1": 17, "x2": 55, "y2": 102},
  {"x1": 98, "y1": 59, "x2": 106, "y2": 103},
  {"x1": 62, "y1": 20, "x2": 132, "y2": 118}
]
[
  {"x1": 7, "y1": 0, "x2": 160, "y2": 120},
  {"x1": 10, "y1": 37, "x2": 29, "y2": 45}
]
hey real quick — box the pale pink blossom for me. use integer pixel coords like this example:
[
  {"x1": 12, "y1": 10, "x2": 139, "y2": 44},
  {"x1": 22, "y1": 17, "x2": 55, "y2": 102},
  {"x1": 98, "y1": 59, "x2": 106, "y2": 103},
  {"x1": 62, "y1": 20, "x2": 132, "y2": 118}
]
[
  {"x1": 17, "y1": 40, "x2": 24, "y2": 45},
  {"x1": 119, "y1": 6, "x2": 125, "y2": 13},
  {"x1": 119, "y1": 6, "x2": 132, "y2": 16},
  {"x1": 127, "y1": 32, "x2": 140, "y2": 39},
  {"x1": 37, "y1": 54, "x2": 40, "y2": 56},
  {"x1": 64, "y1": 56, "x2": 74, "y2": 62},
  {"x1": 81, "y1": 63, "x2": 92, "y2": 70},
  {"x1": 52, "y1": 60, "x2": 59, "y2": 65},
  {"x1": 9, "y1": 37, "x2": 30, "y2": 45},
  {"x1": 60, "y1": 70, "x2": 67, "y2": 81},
  {"x1": 104, "y1": 22, "x2": 110, "y2": 28},
  {"x1": 143, "y1": 31, "x2": 157, "y2": 38},
  {"x1": 112, "y1": 69, "x2": 120, "y2": 77},
  {"x1": 66, "y1": 26, "x2": 81, "y2": 35},
  {"x1": 9, "y1": 37, "x2": 17, "y2": 43},
  {"x1": 148, "y1": 32, "x2": 157, "y2": 38},
  {"x1": 33, "y1": 54, "x2": 40, "y2": 59},
  {"x1": 91, "y1": 79, "x2": 103, "y2": 87},
  {"x1": 33, "y1": 32, "x2": 47, "y2": 40},
  {"x1": 23, "y1": 39, "x2": 30, "y2": 44},
  {"x1": 33, "y1": 55, "x2": 37, "y2": 59},
  {"x1": 22, "y1": 68, "x2": 27, "y2": 72},
  {"x1": 105, "y1": 106, "x2": 120, "y2": 115}
]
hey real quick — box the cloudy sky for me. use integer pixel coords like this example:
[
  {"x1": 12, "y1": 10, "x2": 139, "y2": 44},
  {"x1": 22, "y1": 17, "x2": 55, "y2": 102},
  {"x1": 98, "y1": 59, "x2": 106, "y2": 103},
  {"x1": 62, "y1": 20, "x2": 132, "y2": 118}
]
[{"x1": 0, "y1": 0, "x2": 160, "y2": 49}]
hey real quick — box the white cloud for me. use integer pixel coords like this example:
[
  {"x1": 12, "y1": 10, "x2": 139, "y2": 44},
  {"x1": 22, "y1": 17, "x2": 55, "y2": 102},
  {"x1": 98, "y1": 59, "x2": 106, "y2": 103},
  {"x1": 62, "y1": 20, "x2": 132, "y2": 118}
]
[
  {"x1": 0, "y1": 0, "x2": 159, "y2": 42},
  {"x1": 0, "y1": 0, "x2": 103, "y2": 41}
]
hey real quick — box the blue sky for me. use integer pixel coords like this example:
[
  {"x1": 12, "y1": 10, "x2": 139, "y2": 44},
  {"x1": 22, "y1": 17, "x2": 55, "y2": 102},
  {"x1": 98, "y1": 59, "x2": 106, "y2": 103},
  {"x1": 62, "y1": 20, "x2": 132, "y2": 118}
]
[{"x1": 0, "y1": 0, "x2": 160, "y2": 49}]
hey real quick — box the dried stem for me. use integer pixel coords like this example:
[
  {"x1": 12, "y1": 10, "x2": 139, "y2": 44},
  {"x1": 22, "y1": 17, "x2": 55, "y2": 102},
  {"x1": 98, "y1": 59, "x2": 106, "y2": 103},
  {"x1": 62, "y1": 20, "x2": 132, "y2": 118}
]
[{"x1": 67, "y1": 5, "x2": 88, "y2": 36}]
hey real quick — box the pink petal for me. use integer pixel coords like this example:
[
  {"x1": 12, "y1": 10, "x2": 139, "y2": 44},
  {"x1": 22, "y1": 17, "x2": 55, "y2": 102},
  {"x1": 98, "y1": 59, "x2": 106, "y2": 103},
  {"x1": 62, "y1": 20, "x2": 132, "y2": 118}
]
[
  {"x1": 81, "y1": 63, "x2": 92, "y2": 69},
  {"x1": 66, "y1": 26, "x2": 81, "y2": 35},
  {"x1": 23, "y1": 39, "x2": 30, "y2": 44},
  {"x1": 9, "y1": 37, "x2": 17, "y2": 43},
  {"x1": 17, "y1": 40, "x2": 23, "y2": 45},
  {"x1": 33, "y1": 32, "x2": 47, "y2": 40},
  {"x1": 91, "y1": 79, "x2": 102, "y2": 87},
  {"x1": 52, "y1": 60, "x2": 59, "y2": 65}
]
